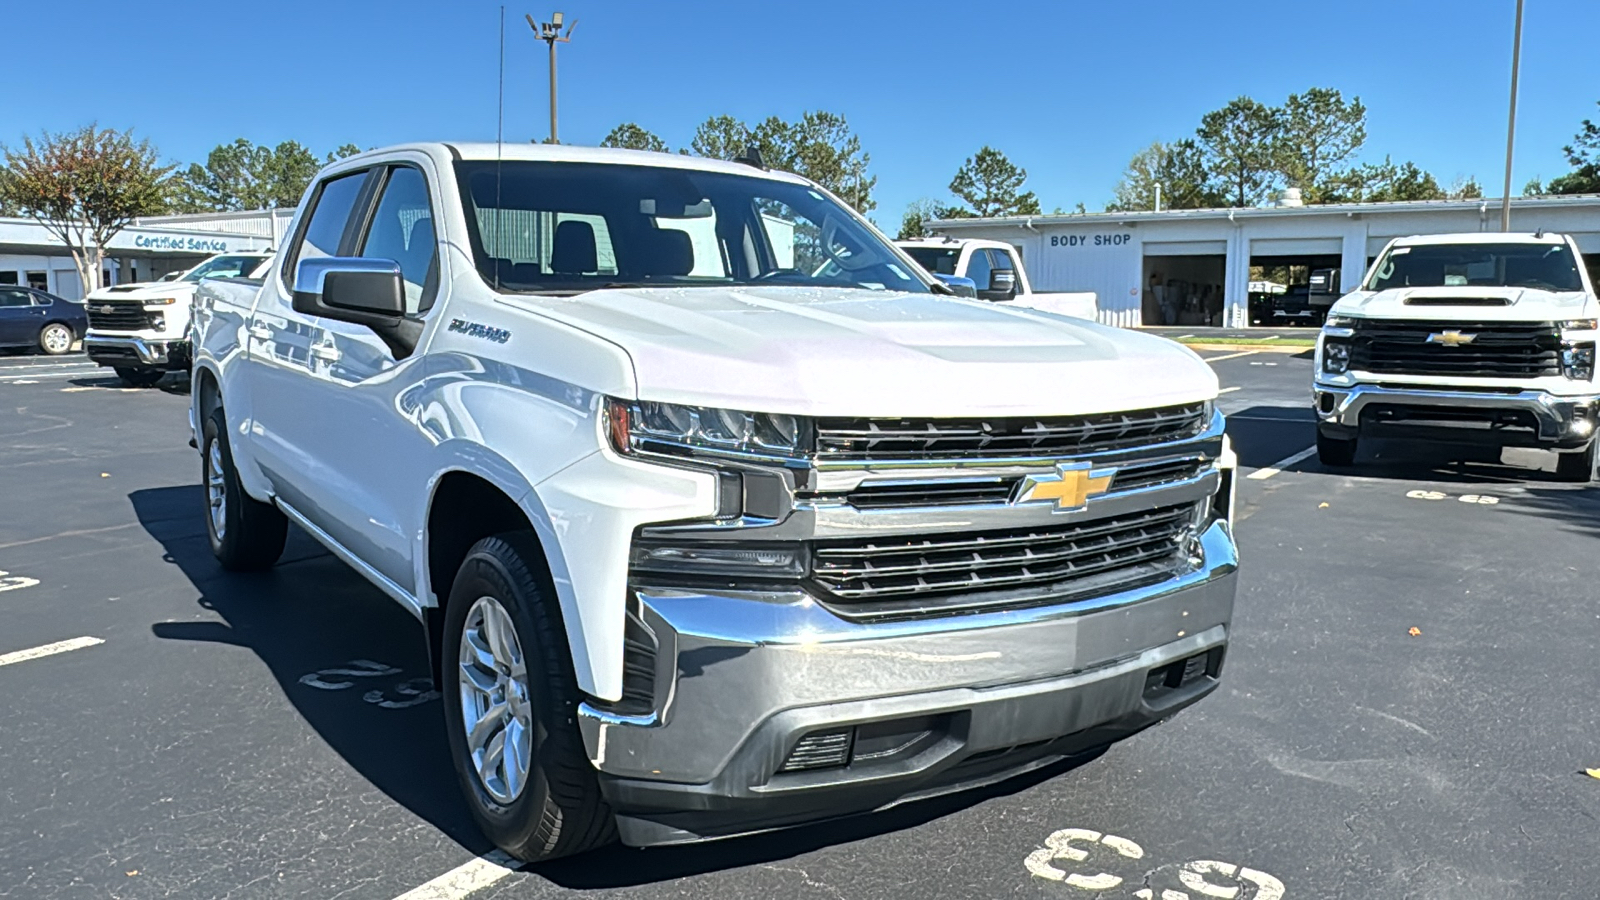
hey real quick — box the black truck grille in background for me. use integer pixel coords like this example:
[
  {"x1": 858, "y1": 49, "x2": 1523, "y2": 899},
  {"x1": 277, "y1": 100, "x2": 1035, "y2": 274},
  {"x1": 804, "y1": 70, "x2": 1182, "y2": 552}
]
[
  {"x1": 1349, "y1": 320, "x2": 1561, "y2": 378},
  {"x1": 814, "y1": 403, "x2": 1209, "y2": 460},
  {"x1": 811, "y1": 502, "x2": 1199, "y2": 617},
  {"x1": 86, "y1": 302, "x2": 158, "y2": 332}
]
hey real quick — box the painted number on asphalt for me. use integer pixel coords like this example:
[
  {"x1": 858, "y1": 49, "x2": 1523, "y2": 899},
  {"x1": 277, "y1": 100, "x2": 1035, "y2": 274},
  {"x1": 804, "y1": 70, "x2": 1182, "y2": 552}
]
[
  {"x1": 1025, "y1": 828, "x2": 1284, "y2": 898},
  {"x1": 1405, "y1": 490, "x2": 1500, "y2": 505},
  {"x1": 0, "y1": 570, "x2": 40, "y2": 593},
  {"x1": 298, "y1": 659, "x2": 440, "y2": 709}
]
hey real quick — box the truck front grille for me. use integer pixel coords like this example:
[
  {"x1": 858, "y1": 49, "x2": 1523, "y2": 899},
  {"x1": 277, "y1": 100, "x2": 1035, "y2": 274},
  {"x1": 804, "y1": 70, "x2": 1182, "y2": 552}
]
[
  {"x1": 87, "y1": 301, "x2": 158, "y2": 332},
  {"x1": 1349, "y1": 320, "x2": 1561, "y2": 378},
  {"x1": 814, "y1": 403, "x2": 1209, "y2": 460},
  {"x1": 839, "y1": 457, "x2": 1208, "y2": 510},
  {"x1": 811, "y1": 502, "x2": 1199, "y2": 618}
]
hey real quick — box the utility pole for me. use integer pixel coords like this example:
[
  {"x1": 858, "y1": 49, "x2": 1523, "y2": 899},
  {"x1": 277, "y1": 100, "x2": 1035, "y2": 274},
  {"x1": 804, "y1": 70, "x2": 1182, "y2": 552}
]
[
  {"x1": 1500, "y1": 0, "x2": 1525, "y2": 232},
  {"x1": 527, "y1": 11, "x2": 576, "y2": 144}
]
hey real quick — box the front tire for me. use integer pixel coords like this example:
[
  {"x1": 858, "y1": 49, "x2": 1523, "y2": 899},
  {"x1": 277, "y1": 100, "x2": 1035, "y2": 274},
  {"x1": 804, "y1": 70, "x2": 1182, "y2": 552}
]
[
  {"x1": 441, "y1": 533, "x2": 615, "y2": 862},
  {"x1": 202, "y1": 407, "x2": 287, "y2": 571},
  {"x1": 39, "y1": 323, "x2": 73, "y2": 356},
  {"x1": 115, "y1": 367, "x2": 165, "y2": 388},
  {"x1": 1317, "y1": 430, "x2": 1358, "y2": 467},
  {"x1": 1556, "y1": 441, "x2": 1596, "y2": 483}
]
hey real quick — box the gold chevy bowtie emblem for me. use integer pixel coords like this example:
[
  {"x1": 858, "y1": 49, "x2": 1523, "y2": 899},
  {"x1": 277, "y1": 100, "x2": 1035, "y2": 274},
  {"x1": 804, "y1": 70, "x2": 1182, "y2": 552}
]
[
  {"x1": 1017, "y1": 463, "x2": 1114, "y2": 511},
  {"x1": 1426, "y1": 330, "x2": 1477, "y2": 347}
]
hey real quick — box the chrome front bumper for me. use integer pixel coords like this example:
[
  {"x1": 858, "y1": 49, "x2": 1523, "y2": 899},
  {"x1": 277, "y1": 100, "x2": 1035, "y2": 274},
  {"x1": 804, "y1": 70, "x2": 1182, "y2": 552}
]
[
  {"x1": 84, "y1": 334, "x2": 186, "y2": 368},
  {"x1": 1314, "y1": 382, "x2": 1600, "y2": 446},
  {"x1": 579, "y1": 518, "x2": 1237, "y2": 847}
]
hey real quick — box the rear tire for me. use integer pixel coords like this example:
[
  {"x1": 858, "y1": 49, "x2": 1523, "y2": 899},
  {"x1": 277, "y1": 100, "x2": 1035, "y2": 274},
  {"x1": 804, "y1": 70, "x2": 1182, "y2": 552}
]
[
  {"x1": 115, "y1": 367, "x2": 165, "y2": 388},
  {"x1": 39, "y1": 323, "x2": 73, "y2": 356},
  {"x1": 1317, "y1": 430, "x2": 1358, "y2": 467},
  {"x1": 202, "y1": 407, "x2": 287, "y2": 571},
  {"x1": 1556, "y1": 441, "x2": 1596, "y2": 483},
  {"x1": 441, "y1": 533, "x2": 615, "y2": 862}
]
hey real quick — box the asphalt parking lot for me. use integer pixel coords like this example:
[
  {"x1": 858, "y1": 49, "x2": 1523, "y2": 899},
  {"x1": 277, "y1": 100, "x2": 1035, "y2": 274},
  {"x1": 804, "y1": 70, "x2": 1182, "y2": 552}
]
[{"x1": 3, "y1": 347, "x2": 1599, "y2": 900}]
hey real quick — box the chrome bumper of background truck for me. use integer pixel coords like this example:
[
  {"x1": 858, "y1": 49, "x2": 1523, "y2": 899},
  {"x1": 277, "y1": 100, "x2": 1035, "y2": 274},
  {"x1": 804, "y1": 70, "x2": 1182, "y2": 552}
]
[
  {"x1": 1315, "y1": 382, "x2": 1600, "y2": 446},
  {"x1": 84, "y1": 335, "x2": 186, "y2": 368},
  {"x1": 579, "y1": 518, "x2": 1237, "y2": 847}
]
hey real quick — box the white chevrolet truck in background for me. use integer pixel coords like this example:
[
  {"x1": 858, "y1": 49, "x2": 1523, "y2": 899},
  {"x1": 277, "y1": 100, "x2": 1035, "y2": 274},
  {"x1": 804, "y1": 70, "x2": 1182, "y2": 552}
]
[
  {"x1": 897, "y1": 236, "x2": 1100, "y2": 320},
  {"x1": 85, "y1": 252, "x2": 272, "y2": 386},
  {"x1": 191, "y1": 142, "x2": 1235, "y2": 860},
  {"x1": 1315, "y1": 232, "x2": 1600, "y2": 480}
]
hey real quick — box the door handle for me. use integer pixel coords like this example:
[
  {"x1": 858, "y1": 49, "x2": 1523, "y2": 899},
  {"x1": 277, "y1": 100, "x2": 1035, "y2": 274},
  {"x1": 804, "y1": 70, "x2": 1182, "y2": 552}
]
[
  {"x1": 247, "y1": 324, "x2": 273, "y2": 341},
  {"x1": 311, "y1": 344, "x2": 341, "y2": 362}
]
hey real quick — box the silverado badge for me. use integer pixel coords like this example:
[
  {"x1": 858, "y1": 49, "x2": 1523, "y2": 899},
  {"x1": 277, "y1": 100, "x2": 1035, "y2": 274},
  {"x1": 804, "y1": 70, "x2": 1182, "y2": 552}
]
[
  {"x1": 1426, "y1": 330, "x2": 1477, "y2": 347},
  {"x1": 1017, "y1": 462, "x2": 1115, "y2": 512}
]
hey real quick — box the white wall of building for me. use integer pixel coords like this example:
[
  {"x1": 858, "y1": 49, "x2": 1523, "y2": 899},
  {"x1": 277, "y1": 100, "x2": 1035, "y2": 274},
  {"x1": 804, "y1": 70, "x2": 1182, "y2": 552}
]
[{"x1": 931, "y1": 197, "x2": 1600, "y2": 327}]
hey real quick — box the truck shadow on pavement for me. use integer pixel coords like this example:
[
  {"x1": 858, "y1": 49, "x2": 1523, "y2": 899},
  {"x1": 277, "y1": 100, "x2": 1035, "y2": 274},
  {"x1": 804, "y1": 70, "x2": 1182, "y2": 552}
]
[
  {"x1": 128, "y1": 483, "x2": 1111, "y2": 882},
  {"x1": 129, "y1": 484, "x2": 495, "y2": 855}
]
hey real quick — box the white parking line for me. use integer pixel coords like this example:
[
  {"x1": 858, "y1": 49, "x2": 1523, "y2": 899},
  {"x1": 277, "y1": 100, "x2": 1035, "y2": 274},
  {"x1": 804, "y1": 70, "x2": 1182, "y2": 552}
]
[
  {"x1": 1201, "y1": 350, "x2": 1261, "y2": 363},
  {"x1": 0, "y1": 636, "x2": 105, "y2": 668},
  {"x1": 389, "y1": 852, "x2": 522, "y2": 900},
  {"x1": 1247, "y1": 446, "x2": 1317, "y2": 480},
  {"x1": 1218, "y1": 386, "x2": 1241, "y2": 394}
]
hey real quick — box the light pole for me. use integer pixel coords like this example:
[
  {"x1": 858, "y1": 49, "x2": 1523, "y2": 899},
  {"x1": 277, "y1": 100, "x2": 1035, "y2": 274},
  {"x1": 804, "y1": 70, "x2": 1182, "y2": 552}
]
[
  {"x1": 527, "y1": 11, "x2": 576, "y2": 144},
  {"x1": 1500, "y1": 0, "x2": 1525, "y2": 232}
]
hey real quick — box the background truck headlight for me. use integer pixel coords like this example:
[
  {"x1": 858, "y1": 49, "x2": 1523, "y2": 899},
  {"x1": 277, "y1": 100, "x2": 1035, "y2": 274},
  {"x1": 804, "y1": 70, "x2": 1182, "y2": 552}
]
[
  {"x1": 607, "y1": 398, "x2": 805, "y2": 461},
  {"x1": 1322, "y1": 341, "x2": 1351, "y2": 374}
]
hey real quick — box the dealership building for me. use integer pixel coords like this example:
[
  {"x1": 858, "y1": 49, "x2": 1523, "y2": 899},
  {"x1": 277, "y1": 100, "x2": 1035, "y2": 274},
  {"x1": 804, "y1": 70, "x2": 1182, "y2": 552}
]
[
  {"x1": 0, "y1": 209, "x2": 290, "y2": 299},
  {"x1": 928, "y1": 195, "x2": 1600, "y2": 328}
]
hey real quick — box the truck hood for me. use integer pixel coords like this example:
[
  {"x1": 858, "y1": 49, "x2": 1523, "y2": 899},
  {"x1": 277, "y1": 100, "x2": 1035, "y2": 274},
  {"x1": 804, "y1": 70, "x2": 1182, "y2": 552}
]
[
  {"x1": 500, "y1": 286, "x2": 1216, "y2": 417},
  {"x1": 1332, "y1": 285, "x2": 1597, "y2": 322},
  {"x1": 86, "y1": 282, "x2": 196, "y2": 301}
]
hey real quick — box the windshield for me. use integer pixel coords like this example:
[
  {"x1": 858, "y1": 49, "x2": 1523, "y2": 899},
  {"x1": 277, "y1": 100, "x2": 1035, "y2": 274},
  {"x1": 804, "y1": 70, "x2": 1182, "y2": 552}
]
[
  {"x1": 180, "y1": 255, "x2": 266, "y2": 282},
  {"x1": 1365, "y1": 242, "x2": 1583, "y2": 292},
  {"x1": 901, "y1": 246, "x2": 961, "y2": 276},
  {"x1": 453, "y1": 161, "x2": 928, "y2": 295}
]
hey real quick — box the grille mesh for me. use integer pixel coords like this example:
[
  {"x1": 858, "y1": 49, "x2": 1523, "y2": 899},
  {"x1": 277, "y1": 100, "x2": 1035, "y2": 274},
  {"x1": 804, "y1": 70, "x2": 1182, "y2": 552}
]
[
  {"x1": 814, "y1": 403, "x2": 1208, "y2": 460},
  {"x1": 812, "y1": 502, "x2": 1198, "y2": 614},
  {"x1": 86, "y1": 301, "x2": 157, "y2": 332},
  {"x1": 1347, "y1": 320, "x2": 1561, "y2": 378}
]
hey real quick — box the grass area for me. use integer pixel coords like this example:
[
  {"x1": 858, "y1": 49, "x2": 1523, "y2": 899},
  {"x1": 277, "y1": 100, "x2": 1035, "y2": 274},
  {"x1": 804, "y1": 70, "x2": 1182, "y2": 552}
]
[{"x1": 1172, "y1": 336, "x2": 1317, "y2": 348}]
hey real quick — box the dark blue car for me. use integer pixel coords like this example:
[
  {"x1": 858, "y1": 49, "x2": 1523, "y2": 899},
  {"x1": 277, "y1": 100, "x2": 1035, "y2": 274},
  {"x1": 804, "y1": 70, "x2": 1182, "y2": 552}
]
[{"x1": 0, "y1": 285, "x2": 87, "y2": 355}]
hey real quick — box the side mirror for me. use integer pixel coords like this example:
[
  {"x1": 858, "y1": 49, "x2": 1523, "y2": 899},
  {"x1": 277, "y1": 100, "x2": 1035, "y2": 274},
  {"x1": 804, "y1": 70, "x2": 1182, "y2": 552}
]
[
  {"x1": 979, "y1": 267, "x2": 1016, "y2": 301},
  {"x1": 292, "y1": 257, "x2": 421, "y2": 359},
  {"x1": 933, "y1": 274, "x2": 978, "y2": 298}
]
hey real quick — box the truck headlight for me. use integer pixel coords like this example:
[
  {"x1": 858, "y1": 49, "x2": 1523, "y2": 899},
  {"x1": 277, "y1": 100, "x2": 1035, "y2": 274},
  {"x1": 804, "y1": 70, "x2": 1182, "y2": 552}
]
[
  {"x1": 1324, "y1": 315, "x2": 1356, "y2": 329},
  {"x1": 151, "y1": 313, "x2": 166, "y2": 330},
  {"x1": 1561, "y1": 319, "x2": 1598, "y2": 332},
  {"x1": 606, "y1": 398, "x2": 806, "y2": 461},
  {"x1": 1322, "y1": 340, "x2": 1351, "y2": 374},
  {"x1": 142, "y1": 297, "x2": 178, "y2": 306},
  {"x1": 1563, "y1": 342, "x2": 1595, "y2": 381}
]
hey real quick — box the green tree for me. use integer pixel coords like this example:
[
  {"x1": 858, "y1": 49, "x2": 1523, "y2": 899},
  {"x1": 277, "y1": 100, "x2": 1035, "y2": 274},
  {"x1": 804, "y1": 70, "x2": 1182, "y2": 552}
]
[
  {"x1": 1108, "y1": 139, "x2": 1221, "y2": 211},
  {"x1": 170, "y1": 139, "x2": 353, "y2": 212},
  {"x1": 1327, "y1": 156, "x2": 1446, "y2": 202},
  {"x1": 948, "y1": 146, "x2": 1041, "y2": 218},
  {"x1": 1197, "y1": 96, "x2": 1282, "y2": 207},
  {"x1": 1523, "y1": 176, "x2": 1545, "y2": 196},
  {"x1": 1447, "y1": 176, "x2": 1484, "y2": 200},
  {"x1": 0, "y1": 125, "x2": 171, "y2": 296},
  {"x1": 690, "y1": 115, "x2": 751, "y2": 161},
  {"x1": 1547, "y1": 101, "x2": 1600, "y2": 194},
  {"x1": 1274, "y1": 87, "x2": 1366, "y2": 201},
  {"x1": 600, "y1": 123, "x2": 668, "y2": 153},
  {"x1": 897, "y1": 198, "x2": 967, "y2": 238}
]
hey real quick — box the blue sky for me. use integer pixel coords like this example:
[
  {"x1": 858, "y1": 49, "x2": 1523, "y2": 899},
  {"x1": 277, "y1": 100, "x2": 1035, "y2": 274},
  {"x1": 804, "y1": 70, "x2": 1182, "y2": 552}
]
[{"x1": 10, "y1": 0, "x2": 1598, "y2": 227}]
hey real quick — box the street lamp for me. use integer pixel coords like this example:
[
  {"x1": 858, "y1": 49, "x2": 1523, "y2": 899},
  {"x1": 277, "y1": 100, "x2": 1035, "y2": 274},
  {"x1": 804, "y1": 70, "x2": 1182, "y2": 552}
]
[
  {"x1": 1500, "y1": 0, "x2": 1525, "y2": 232},
  {"x1": 527, "y1": 11, "x2": 577, "y2": 144}
]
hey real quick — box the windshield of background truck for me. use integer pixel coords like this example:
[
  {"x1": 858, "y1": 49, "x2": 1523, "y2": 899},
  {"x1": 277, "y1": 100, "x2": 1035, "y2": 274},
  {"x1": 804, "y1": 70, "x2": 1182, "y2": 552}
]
[
  {"x1": 180, "y1": 255, "x2": 266, "y2": 282},
  {"x1": 454, "y1": 161, "x2": 928, "y2": 295},
  {"x1": 1365, "y1": 242, "x2": 1583, "y2": 292},
  {"x1": 901, "y1": 246, "x2": 960, "y2": 276}
]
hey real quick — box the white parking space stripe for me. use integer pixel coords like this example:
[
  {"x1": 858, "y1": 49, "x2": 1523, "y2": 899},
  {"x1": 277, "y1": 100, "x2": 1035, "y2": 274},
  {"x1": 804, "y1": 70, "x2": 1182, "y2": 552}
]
[
  {"x1": 0, "y1": 370, "x2": 102, "y2": 382},
  {"x1": 1218, "y1": 386, "x2": 1241, "y2": 394},
  {"x1": 0, "y1": 361, "x2": 95, "y2": 372},
  {"x1": 1201, "y1": 350, "x2": 1261, "y2": 362},
  {"x1": 1247, "y1": 446, "x2": 1317, "y2": 480},
  {"x1": 389, "y1": 852, "x2": 522, "y2": 900},
  {"x1": 0, "y1": 636, "x2": 105, "y2": 668}
]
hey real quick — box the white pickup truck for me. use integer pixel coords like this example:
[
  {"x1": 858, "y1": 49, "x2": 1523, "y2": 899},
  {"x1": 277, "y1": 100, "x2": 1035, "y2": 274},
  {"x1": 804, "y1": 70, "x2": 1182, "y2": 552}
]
[
  {"x1": 191, "y1": 142, "x2": 1236, "y2": 860},
  {"x1": 1315, "y1": 232, "x2": 1599, "y2": 479},
  {"x1": 897, "y1": 236, "x2": 1099, "y2": 321},
  {"x1": 84, "y1": 252, "x2": 273, "y2": 386}
]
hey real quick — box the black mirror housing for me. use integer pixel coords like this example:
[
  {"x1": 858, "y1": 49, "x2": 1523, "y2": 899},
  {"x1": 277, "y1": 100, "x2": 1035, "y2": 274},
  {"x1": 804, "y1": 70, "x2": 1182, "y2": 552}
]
[
  {"x1": 292, "y1": 257, "x2": 422, "y2": 359},
  {"x1": 988, "y1": 268, "x2": 1016, "y2": 292}
]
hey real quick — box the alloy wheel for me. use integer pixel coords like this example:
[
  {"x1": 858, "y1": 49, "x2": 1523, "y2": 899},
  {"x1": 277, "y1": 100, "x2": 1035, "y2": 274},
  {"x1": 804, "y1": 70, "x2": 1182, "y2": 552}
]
[{"x1": 458, "y1": 595, "x2": 533, "y2": 804}]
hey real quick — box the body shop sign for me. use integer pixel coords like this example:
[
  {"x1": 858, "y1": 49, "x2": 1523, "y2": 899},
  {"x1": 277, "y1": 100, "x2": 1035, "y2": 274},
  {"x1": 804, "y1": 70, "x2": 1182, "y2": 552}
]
[{"x1": 1050, "y1": 233, "x2": 1132, "y2": 248}]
